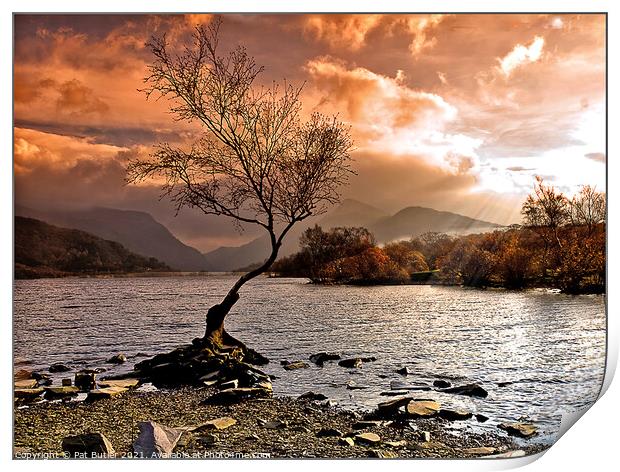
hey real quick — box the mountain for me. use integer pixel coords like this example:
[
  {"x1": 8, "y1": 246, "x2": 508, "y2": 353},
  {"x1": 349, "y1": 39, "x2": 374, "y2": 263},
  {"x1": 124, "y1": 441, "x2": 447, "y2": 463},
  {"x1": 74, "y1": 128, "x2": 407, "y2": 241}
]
[
  {"x1": 369, "y1": 206, "x2": 501, "y2": 242},
  {"x1": 15, "y1": 216, "x2": 169, "y2": 278},
  {"x1": 15, "y1": 206, "x2": 210, "y2": 271},
  {"x1": 203, "y1": 200, "x2": 502, "y2": 271}
]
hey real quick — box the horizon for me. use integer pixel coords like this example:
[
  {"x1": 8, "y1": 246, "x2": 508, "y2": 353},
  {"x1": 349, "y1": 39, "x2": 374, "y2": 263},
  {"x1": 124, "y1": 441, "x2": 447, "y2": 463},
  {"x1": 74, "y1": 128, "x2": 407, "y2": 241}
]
[{"x1": 13, "y1": 13, "x2": 606, "y2": 252}]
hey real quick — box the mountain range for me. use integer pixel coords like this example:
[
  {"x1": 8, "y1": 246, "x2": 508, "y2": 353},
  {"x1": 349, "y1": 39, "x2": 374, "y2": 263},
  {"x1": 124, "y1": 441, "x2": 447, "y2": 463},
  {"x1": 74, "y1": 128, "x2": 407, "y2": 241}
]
[{"x1": 16, "y1": 199, "x2": 501, "y2": 272}]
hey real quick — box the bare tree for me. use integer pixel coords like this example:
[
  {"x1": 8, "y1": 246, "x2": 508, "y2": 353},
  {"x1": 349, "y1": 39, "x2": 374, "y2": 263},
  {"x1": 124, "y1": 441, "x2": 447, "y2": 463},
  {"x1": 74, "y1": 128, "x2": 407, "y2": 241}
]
[
  {"x1": 521, "y1": 176, "x2": 569, "y2": 248},
  {"x1": 569, "y1": 185, "x2": 606, "y2": 234},
  {"x1": 127, "y1": 19, "x2": 353, "y2": 352}
]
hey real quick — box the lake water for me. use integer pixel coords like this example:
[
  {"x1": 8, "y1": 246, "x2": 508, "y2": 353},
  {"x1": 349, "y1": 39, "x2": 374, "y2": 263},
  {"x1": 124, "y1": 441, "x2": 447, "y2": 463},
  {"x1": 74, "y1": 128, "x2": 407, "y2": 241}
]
[{"x1": 14, "y1": 275, "x2": 606, "y2": 444}]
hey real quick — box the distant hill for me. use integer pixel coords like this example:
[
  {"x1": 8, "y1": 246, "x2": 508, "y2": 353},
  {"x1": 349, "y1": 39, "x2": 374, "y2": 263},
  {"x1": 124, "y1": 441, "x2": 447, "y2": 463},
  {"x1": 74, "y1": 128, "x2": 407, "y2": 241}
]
[
  {"x1": 203, "y1": 199, "x2": 502, "y2": 271},
  {"x1": 15, "y1": 216, "x2": 169, "y2": 278},
  {"x1": 15, "y1": 206, "x2": 211, "y2": 271},
  {"x1": 369, "y1": 206, "x2": 501, "y2": 242}
]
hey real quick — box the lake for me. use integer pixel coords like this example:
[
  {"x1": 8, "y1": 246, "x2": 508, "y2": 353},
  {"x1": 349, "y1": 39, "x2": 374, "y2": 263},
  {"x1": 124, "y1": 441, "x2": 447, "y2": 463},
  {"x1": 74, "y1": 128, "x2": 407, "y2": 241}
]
[{"x1": 13, "y1": 275, "x2": 606, "y2": 444}]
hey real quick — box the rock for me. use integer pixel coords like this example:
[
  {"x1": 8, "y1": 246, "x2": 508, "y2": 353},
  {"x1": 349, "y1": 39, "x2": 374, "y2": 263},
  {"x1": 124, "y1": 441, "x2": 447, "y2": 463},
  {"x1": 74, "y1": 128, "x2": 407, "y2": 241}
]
[
  {"x1": 199, "y1": 370, "x2": 221, "y2": 382},
  {"x1": 406, "y1": 400, "x2": 441, "y2": 418},
  {"x1": 338, "y1": 437, "x2": 355, "y2": 447},
  {"x1": 309, "y1": 352, "x2": 341, "y2": 366},
  {"x1": 346, "y1": 380, "x2": 369, "y2": 390},
  {"x1": 361, "y1": 357, "x2": 377, "y2": 363},
  {"x1": 418, "y1": 431, "x2": 431, "y2": 442},
  {"x1": 14, "y1": 379, "x2": 38, "y2": 389},
  {"x1": 291, "y1": 425, "x2": 311, "y2": 433},
  {"x1": 487, "y1": 450, "x2": 526, "y2": 458},
  {"x1": 433, "y1": 380, "x2": 451, "y2": 388},
  {"x1": 316, "y1": 427, "x2": 343, "y2": 437},
  {"x1": 442, "y1": 383, "x2": 488, "y2": 398},
  {"x1": 219, "y1": 379, "x2": 239, "y2": 390},
  {"x1": 97, "y1": 378, "x2": 140, "y2": 389},
  {"x1": 380, "y1": 390, "x2": 410, "y2": 396},
  {"x1": 298, "y1": 391, "x2": 328, "y2": 401},
  {"x1": 85, "y1": 386, "x2": 128, "y2": 402},
  {"x1": 61, "y1": 378, "x2": 72, "y2": 387},
  {"x1": 197, "y1": 433, "x2": 218, "y2": 447},
  {"x1": 384, "y1": 440, "x2": 407, "y2": 448},
  {"x1": 62, "y1": 433, "x2": 115, "y2": 457},
  {"x1": 189, "y1": 417, "x2": 237, "y2": 431},
  {"x1": 133, "y1": 421, "x2": 185, "y2": 458},
  {"x1": 355, "y1": 432, "x2": 381, "y2": 446},
  {"x1": 376, "y1": 396, "x2": 412, "y2": 416},
  {"x1": 283, "y1": 361, "x2": 309, "y2": 371},
  {"x1": 32, "y1": 372, "x2": 52, "y2": 386},
  {"x1": 396, "y1": 367, "x2": 413, "y2": 376},
  {"x1": 258, "y1": 419, "x2": 287, "y2": 430},
  {"x1": 352, "y1": 420, "x2": 382, "y2": 430},
  {"x1": 463, "y1": 446, "x2": 497, "y2": 455},
  {"x1": 43, "y1": 386, "x2": 79, "y2": 400},
  {"x1": 497, "y1": 381, "x2": 513, "y2": 387},
  {"x1": 107, "y1": 353, "x2": 127, "y2": 364},
  {"x1": 75, "y1": 372, "x2": 96, "y2": 391},
  {"x1": 15, "y1": 369, "x2": 33, "y2": 381},
  {"x1": 498, "y1": 422, "x2": 538, "y2": 438},
  {"x1": 475, "y1": 414, "x2": 489, "y2": 423},
  {"x1": 390, "y1": 380, "x2": 431, "y2": 391},
  {"x1": 14, "y1": 387, "x2": 45, "y2": 400},
  {"x1": 49, "y1": 363, "x2": 71, "y2": 373},
  {"x1": 203, "y1": 387, "x2": 271, "y2": 405},
  {"x1": 368, "y1": 449, "x2": 398, "y2": 458},
  {"x1": 438, "y1": 408, "x2": 473, "y2": 421},
  {"x1": 338, "y1": 358, "x2": 363, "y2": 368}
]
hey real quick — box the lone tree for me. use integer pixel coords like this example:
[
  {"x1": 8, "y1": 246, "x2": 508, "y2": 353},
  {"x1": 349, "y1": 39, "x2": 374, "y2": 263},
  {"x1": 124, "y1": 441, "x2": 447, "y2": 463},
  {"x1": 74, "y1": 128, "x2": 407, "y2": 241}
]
[{"x1": 127, "y1": 20, "x2": 353, "y2": 354}]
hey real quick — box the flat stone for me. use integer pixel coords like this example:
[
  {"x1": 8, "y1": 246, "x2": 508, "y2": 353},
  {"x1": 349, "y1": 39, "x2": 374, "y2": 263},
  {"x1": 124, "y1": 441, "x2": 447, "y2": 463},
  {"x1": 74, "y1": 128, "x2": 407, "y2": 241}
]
[
  {"x1": 396, "y1": 367, "x2": 413, "y2": 376},
  {"x1": 406, "y1": 400, "x2": 441, "y2": 418},
  {"x1": 338, "y1": 437, "x2": 355, "y2": 447},
  {"x1": 355, "y1": 432, "x2": 381, "y2": 446},
  {"x1": 85, "y1": 386, "x2": 128, "y2": 402},
  {"x1": 14, "y1": 387, "x2": 45, "y2": 399},
  {"x1": 258, "y1": 419, "x2": 287, "y2": 430},
  {"x1": 298, "y1": 391, "x2": 328, "y2": 401},
  {"x1": 376, "y1": 396, "x2": 412, "y2": 416},
  {"x1": 44, "y1": 386, "x2": 79, "y2": 400},
  {"x1": 14, "y1": 369, "x2": 33, "y2": 381},
  {"x1": 338, "y1": 358, "x2": 363, "y2": 368},
  {"x1": 390, "y1": 380, "x2": 431, "y2": 391},
  {"x1": 486, "y1": 450, "x2": 526, "y2": 458},
  {"x1": 463, "y1": 446, "x2": 497, "y2": 455},
  {"x1": 442, "y1": 383, "x2": 488, "y2": 398},
  {"x1": 219, "y1": 379, "x2": 239, "y2": 390},
  {"x1": 384, "y1": 440, "x2": 407, "y2": 448},
  {"x1": 438, "y1": 408, "x2": 473, "y2": 421},
  {"x1": 309, "y1": 352, "x2": 341, "y2": 366},
  {"x1": 498, "y1": 422, "x2": 538, "y2": 438},
  {"x1": 62, "y1": 433, "x2": 115, "y2": 457},
  {"x1": 199, "y1": 370, "x2": 221, "y2": 382},
  {"x1": 15, "y1": 379, "x2": 38, "y2": 389},
  {"x1": 346, "y1": 380, "x2": 369, "y2": 390},
  {"x1": 433, "y1": 380, "x2": 451, "y2": 388},
  {"x1": 283, "y1": 361, "x2": 309, "y2": 371},
  {"x1": 49, "y1": 363, "x2": 71, "y2": 373},
  {"x1": 475, "y1": 414, "x2": 489, "y2": 423},
  {"x1": 316, "y1": 427, "x2": 343, "y2": 437},
  {"x1": 61, "y1": 379, "x2": 72, "y2": 386},
  {"x1": 133, "y1": 421, "x2": 185, "y2": 458},
  {"x1": 189, "y1": 417, "x2": 237, "y2": 431},
  {"x1": 97, "y1": 378, "x2": 140, "y2": 389},
  {"x1": 352, "y1": 420, "x2": 382, "y2": 430},
  {"x1": 203, "y1": 387, "x2": 271, "y2": 405}
]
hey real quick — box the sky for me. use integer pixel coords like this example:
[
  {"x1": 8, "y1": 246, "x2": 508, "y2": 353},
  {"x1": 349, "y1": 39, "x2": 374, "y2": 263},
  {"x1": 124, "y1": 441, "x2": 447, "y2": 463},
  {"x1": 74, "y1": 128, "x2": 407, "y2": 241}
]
[{"x1": 13, "y1": 13, "x2": 606, "y2": 252}]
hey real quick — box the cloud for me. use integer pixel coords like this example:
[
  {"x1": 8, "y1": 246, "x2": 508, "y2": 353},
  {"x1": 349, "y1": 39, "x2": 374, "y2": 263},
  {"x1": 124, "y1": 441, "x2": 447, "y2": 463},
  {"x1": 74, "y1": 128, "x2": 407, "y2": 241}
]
[
  {"x1": 498, "y1": 36, "x2": 545, "y2": 77},
  {"x1": 302, "y1": 14, "x2": 383, "y2": 50},
  {"x1": 56, "y1": 79, "x2": 110, "y2": 115},
  {"x1": 585, "y1": 152, "x2": 606, "y2": 163}
]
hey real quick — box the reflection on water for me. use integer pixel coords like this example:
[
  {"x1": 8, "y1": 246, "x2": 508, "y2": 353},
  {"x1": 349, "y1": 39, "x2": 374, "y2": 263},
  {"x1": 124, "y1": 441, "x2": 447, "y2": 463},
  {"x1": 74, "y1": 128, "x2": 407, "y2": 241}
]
[{"x1": 14, "y1": 275, "x2": 605, "y2": 443}]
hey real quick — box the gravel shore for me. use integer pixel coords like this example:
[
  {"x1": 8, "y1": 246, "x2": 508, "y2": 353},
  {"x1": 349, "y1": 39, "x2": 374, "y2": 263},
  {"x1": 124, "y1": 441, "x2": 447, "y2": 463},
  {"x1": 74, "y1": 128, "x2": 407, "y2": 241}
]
[{"x1": 14, "y1": 387, "x2": 549, "y2": 459}]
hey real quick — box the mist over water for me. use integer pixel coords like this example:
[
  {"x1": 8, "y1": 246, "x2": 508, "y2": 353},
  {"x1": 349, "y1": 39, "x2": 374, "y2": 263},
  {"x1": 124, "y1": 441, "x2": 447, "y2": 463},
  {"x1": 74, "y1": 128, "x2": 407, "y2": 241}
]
[{"x1": 14, "y1": 275, "x2": 605, "y2": 444}]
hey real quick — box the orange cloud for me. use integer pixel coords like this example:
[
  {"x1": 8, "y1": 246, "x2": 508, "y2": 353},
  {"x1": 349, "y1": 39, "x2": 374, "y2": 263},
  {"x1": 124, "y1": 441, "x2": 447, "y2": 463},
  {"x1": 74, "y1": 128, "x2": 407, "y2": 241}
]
[{"x1": 498, "y1": 36, "x2": 545, "y2": 77}]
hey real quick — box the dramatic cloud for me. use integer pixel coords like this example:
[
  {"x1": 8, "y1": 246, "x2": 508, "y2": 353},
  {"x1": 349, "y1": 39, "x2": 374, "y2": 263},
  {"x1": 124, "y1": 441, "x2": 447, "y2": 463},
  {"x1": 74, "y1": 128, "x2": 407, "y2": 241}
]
[{"x1": 498, "y1": 36, "x2": 545, "y2": 77}]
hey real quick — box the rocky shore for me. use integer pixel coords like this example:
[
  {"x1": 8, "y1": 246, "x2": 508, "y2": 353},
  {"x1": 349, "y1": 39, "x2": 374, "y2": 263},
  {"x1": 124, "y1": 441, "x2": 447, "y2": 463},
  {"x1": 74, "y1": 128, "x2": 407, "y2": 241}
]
[{"x1": 14, "y1": 385, "x2": 548, "y2": 459}]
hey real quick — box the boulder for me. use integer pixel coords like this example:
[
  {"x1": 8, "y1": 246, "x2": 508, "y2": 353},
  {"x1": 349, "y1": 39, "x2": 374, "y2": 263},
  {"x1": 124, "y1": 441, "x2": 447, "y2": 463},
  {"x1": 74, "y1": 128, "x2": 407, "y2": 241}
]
[
  {"x1": 406, "y1": 400, "x2": 441, "y2": 418},
  {"x1": 498, "y1": 422, "x2": 538, "y2": 438},
  {"x1": 44, "y1": 386, "x2": 79, "y2": 400},
  {"x1": 49, "y1": 363, "x2": 71, "y2": 373},
  {"x1": 309, "y1": 352, "x2": 341, "y2": 366},
  {"x1": 85, "y1": 386, "x2": 128, "y2": 402},
  {"x1": 298, "y1": 391, "x2": 328, "y2": 401},
  {"x1": 62, "y1": 433, "x2": 115, "y2": 457},
  {"x1": 433, "y1": 380, "x2": 451, "y2": 389},
  {"x1": 14, "y1": 369, "x2": 33, "y2": 381},
  {"x1": 14, "y1": 379, "x2": 38, "y2": 389},
  {"x1": 283, "y1": 361, "x2": 309, "y2": 371},
  {"x1": 189, "y1": 417, "x2": 237, "y2": 431},
  {"x1": 133, "y1": 421, "x2": 185, "y2": 458},
  {"x1": 396, "y1": 367, "x2": 413, "y2": 376},
  {"x1": 442, "y1": 383, "x2": 488, "y2": 398},
  {"x1": 107, "y1": 353, "x2": 127, "y2": 364},
  {"x1": 355, "y1": 432, "x2": 381, "y2": 446},
  {"x1": 75, "y1": 372, "x2": 96, "y2": 391},
  {"x1": 316, "y1": 427, "x2": 343, "y2": 437},
  {"x1": 203, "y1": 387, "x2": 271, "y2": 405},
  {"x1": 97, "y1": 378, "x2": 140, "y2": 389},
  {"x1": 14, "y1": 387, "x2": 45, "y2": 400},
  {"x1": 438, "y1": 408, "x2": 472, "y2": 421},
  {"x1": 475, "y1": 414, "x2": 489, "y2": 423},
  {"x1": 338, "y1": 358, "x2": 363, "y2": 368}
]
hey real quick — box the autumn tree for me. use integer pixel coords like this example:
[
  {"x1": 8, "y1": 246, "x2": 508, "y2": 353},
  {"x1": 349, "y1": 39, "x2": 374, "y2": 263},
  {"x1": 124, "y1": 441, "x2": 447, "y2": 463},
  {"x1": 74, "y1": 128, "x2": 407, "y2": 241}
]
[
  {"x1": 569, "y1": 185, "x2": 606, "y2": 234},
  {"x1": 383, "y1": 241, "x2": 429, "y2": 274},
  {"x1": 127, "y1": 20, "x2": 353, "y2": 352}
]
